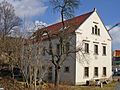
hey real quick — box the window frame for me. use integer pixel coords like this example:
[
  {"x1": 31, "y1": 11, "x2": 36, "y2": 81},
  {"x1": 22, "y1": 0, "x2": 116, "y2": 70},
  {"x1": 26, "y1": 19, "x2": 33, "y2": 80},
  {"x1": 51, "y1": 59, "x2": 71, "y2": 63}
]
[
  {"x1": 84, "y1": 67, "x2": 89, "y2": 77},
  {"x1": 95, "y1": 25, "x2": 97, "y2": 35},
  {"x1": 56, "y1": 44, "x2": 60, "y2": 55},
  {"x1": 103, "y1": 46, "x2": 106, "y2": 55},
  {"x1": 94, "y1": 45, "x2": 98, "y2": 55},
  {"x1": 103, "y1": 67, "x2": 106, "y2": 76},
  {"x1": 64, "y1": 66, "x2": 70, "y2": 73},
  {"x1": 85, "y1": 43, "x2": 89, "y2": 53},
  {"x1": 94, "y1": 67, "x2": 98, "y2": 77},
  {"x1": 92, "y1": 27, "x2": 94, "y2": 34}
]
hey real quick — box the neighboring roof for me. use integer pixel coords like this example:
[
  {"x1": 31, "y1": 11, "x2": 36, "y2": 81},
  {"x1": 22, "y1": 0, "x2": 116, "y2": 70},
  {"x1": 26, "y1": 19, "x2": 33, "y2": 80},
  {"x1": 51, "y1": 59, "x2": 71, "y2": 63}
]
[
  {"x1": 29, "y1": 11, "x2": 93, "y2": 40},
  {"x1": 113, "y1": 50, "x2": 120, "y2": 57}
]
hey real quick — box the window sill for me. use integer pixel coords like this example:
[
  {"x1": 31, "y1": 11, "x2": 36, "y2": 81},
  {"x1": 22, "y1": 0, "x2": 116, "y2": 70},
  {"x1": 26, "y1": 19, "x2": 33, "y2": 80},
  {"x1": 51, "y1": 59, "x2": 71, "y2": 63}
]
[
  {"x1": 94, "y1": 53, "x2": 99, "y2": 55},
  {"x1": 93, "y1": 76, "x2": 98, "y2": 78},
  {"x1": 91, "y1": 33, "x2": 100, "y2": 36},
  {"x1": 85, "y1": 52, "x2": 89, "y2": 54},
  {"x1": 64, "y1": 71, "x2": 70, "y2": 73},
  {"x1": 84, "y1": 76, "x2": 89, "y2": 78},
  {"x1": 102, "y1": 54, "x2": 106, "y2": 56},
  {"x1": 102, "y1": 75, "x2": 106, "y2": 77}
]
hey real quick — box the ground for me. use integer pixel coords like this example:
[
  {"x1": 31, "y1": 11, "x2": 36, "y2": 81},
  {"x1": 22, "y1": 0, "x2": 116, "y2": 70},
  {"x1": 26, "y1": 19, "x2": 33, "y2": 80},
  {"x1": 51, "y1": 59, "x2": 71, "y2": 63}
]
[{"x1": 0, "y1": 77, "x2": 118, "y2": 90}]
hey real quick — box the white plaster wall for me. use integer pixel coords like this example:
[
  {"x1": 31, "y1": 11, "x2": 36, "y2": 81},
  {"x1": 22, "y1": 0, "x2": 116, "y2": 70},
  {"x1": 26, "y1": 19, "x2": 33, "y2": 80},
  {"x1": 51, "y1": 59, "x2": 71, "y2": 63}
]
[
  {"x1": 41, "y1": 36, "x2": 76, "y2": 85},
  {"x1": 75, "y1": 11, "x2": 112, "y2": 85}
]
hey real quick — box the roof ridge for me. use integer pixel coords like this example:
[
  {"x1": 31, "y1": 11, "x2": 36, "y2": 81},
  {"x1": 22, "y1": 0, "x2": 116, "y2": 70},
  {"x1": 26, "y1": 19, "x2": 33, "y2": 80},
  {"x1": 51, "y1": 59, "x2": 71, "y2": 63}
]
[{"x1": 46, "y1": 11, "x2": 93, "y2": 28}]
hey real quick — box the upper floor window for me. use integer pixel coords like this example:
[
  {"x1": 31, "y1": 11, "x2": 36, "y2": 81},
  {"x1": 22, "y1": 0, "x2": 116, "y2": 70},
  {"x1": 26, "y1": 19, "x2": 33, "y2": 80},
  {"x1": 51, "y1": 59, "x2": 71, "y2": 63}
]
[
  {"x1": 92, "y1": 25, "x2": 100, "y2": 36},
  {"x1": 95, "y1": 25, "x2": 97, "y2": 35},
  {"x1": 85, "y1": 43, "x2": 89, "y2": 53},
  {"x1": 92, "y1": 27, "x2": 94, "y2": 34},
  {"x1": 103, "y1": 46, "x2": 106, "y2": 55},
  {"x1": 66, "y1": 42, "x2": 70, "y2": 51},
  {"x1": 42, "y1": 47, "x2": 46, "y2": 56},
  {"x1": 94, "y1": 45, "x2": 98, "y2": 55},
  {"x1": 56, "y1": 44, "x2": 60, "y2": 55},
  {"x1": 98, "y1": 29, "x2": 100, "y2": 35}
]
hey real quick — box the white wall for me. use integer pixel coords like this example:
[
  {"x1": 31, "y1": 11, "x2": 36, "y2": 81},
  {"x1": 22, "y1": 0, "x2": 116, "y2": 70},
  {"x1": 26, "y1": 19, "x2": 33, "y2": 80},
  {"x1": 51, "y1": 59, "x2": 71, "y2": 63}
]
[{"x1": 75, "y1": 10, "x2": 112, "y2": 85}]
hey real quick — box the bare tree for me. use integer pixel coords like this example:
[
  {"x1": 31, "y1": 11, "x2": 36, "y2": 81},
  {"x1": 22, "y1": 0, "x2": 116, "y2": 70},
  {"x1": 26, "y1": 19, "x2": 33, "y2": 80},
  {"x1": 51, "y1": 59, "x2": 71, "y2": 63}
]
[
  {"x1": 0, "y1": 0, "x2": 22, "y2": 40},
  {"x1": 47, "y1": 0, "x2": 81, "y2": 89}
]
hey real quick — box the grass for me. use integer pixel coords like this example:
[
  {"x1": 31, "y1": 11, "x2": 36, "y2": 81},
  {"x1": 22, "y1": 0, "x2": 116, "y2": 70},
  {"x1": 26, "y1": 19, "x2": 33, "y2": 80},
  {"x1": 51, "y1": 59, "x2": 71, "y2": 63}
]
[{"x1": 69, "y1": 81, "x2": 118, "y2": 90}]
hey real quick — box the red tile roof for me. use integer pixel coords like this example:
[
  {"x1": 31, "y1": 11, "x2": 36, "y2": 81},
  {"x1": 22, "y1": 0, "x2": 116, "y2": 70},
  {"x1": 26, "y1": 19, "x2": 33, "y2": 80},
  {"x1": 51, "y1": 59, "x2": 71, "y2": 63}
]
[
  {"x1": 29, "y1": 11, "x2": 93, "y2": 41},
  {"x1": 113, "y1": 50, "x2": 120, "y2": 57}
]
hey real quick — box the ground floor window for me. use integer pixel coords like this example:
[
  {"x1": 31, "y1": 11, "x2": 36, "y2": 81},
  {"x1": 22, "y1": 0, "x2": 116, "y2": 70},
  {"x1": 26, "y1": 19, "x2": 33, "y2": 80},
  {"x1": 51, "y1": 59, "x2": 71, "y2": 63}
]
[
  {"x1": 103, "y1": 67, "x2": 106, "y2": 76},
  {"x1": 64, "y1": 66, "x2": 70, "y2": 73},
  {"x1": 94, "y1": 67, "x2": 98, "y2": 77},
  {"x1": 84, "y1": 67, "x2": 89, "y2": 77}
]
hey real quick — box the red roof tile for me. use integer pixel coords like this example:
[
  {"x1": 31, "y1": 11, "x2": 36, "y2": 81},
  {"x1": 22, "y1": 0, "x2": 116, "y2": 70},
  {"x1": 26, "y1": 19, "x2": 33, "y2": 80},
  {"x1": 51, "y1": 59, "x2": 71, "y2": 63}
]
[{"x1": 29, "y1": 11, "x2": 93, "y2": 41}]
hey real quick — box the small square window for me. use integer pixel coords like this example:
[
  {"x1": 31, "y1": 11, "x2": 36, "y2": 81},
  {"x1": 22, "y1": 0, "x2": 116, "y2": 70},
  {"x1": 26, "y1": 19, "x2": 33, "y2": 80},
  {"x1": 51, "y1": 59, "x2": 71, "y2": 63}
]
[{"x1": 64, "y1": 66, "x2": 70, "y2": 72}]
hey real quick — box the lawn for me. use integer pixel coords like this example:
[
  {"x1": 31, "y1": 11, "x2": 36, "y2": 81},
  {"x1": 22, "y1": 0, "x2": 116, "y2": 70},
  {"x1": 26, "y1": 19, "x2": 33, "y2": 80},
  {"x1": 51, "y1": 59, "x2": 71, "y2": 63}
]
[{"x1": 69, "y1": 81, "x2": 118, "y2": 90}]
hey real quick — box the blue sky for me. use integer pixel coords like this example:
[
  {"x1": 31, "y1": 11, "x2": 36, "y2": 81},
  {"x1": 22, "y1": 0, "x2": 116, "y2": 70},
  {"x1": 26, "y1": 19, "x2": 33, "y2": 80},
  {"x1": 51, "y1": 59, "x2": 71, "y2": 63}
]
[{"x1": 1, "y1": 0, "x2": 120, "y2": 50}]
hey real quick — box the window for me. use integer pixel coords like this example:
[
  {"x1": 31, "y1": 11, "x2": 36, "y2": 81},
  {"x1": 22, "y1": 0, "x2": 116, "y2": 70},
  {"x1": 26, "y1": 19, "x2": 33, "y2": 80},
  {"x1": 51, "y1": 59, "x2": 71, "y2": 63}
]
[
  {"x1": 98, "y1": 28, "x2": 100, "y2": 35},
  {"x1": 94, "y1": 45, "x2": 98, "y2": 54},
  {"x1": 64, "y1": 66, "x2": 70, "y2": 72},
  {"x1": 66, "y1": 42, "x2": 70, "y2": 51},
  {"x1": 92, "y1": 25, "x2": 100, "y2": 36},
  {"x1": 85, "y1": 43, "x2": 89, "y2": 53},
  {"x1": 95, "y1": 25, "x2": 97, "y2": 35},
  {"x1": 94, "y1": 67, "x2": 98, "y2": 77},
  {"x1": 42, "y1": 47, "x2": 45, "y2": 56},
  {"x1": 92, "y1": 27, "x2": 94, "y2": 34},
  {"x1": 56, "y1": 44, "x2": 60, "y2": 55},
  {"x1": 103, "y1": 46, "x2": 106, "y2": 55},
  {"x1": 84, "y1": 67, "x2": 89, "y2": 77},
  {"x1": 103, "y1": 67, "x2": 106, "y2": 76},
  {"x1": 49, "y1": 67, "x2": 52, "y2": 72}
]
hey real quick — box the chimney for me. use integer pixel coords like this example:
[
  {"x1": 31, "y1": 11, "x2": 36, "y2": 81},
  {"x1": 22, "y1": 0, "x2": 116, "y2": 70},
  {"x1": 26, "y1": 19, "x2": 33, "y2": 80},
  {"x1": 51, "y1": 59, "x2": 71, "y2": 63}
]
[{"x1": 94, "y1": 8, "x2": 97, "y2": 12}]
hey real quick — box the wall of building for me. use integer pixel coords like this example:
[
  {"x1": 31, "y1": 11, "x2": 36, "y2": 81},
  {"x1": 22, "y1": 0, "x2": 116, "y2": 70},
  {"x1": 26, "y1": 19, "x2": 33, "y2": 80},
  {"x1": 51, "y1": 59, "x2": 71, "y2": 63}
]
[{"x1": 75, "y1": 10, "x2": 112, "y2": 85}]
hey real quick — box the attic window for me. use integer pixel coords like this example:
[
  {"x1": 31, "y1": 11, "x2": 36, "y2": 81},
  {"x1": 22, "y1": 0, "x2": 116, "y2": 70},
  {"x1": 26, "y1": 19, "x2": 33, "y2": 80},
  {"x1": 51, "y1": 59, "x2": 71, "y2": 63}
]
[
  {"x1": 42, "y1": 33, "x2": 47, "y2": 36},
  {"x1": 42, "y1": 31, "x2": 51, "y2": 36},
  {"x1": 92, "y1": 27, "x2": 94, "y2": 34},
  {"x1": 92, "y1": 25, "x2": 100, "y2": 36},
  {"x1": 95, "y1": 25, "x2": 97, "y2": 35}
]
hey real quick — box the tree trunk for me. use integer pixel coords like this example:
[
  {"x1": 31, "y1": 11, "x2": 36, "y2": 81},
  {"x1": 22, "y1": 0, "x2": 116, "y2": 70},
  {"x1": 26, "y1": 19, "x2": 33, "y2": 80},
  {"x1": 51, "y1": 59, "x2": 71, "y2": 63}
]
[
  {"x1": 34, "y1": 68, "x2": 37, "y2": 90},
  {"x1": 11, "y1": 65, "x2": 14, "y2": 79},
  {"x1": 54, "y1": 67, "x2": 60, "y2": 90}
]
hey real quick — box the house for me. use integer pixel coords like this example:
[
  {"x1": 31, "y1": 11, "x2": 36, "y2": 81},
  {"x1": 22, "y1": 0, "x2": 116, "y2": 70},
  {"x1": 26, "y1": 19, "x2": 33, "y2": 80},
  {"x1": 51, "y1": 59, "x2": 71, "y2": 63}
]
[
  {"x1": 24, "y1": 8, "x2": 112, "y2": 85},
  {"x1": 112, "y1": 50, "x2": 120, "y2": 75}
]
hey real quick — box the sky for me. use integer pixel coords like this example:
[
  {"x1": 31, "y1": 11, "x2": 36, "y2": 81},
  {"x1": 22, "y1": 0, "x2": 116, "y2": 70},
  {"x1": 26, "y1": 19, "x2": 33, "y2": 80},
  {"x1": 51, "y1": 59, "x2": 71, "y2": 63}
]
[{"x1": 0, "y1": 0, "x2": 120, "y2": 50}]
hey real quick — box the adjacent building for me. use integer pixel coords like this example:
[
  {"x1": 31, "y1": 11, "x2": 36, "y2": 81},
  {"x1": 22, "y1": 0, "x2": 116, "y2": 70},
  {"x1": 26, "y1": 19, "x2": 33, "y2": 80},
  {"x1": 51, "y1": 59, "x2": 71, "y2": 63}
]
[{"x1": 112, "y1": 50, "x2": 120, "y2": 74}]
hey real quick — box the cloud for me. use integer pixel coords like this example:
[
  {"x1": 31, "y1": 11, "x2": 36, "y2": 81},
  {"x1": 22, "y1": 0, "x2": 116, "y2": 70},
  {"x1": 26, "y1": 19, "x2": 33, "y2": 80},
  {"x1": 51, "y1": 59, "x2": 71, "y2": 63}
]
[
  {"x1": 0, "y1": 0, "x2": 48, "y2": 18},
  {"x1": 107, "y1": 25, "x2": 120, "y2": 50}
]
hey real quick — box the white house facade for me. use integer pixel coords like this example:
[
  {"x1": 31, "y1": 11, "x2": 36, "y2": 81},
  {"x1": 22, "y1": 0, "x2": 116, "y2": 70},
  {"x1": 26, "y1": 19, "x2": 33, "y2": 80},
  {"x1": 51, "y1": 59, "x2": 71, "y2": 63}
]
[{"x1": 25, "y1": 8, "x2": 112, "y2": 85}]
